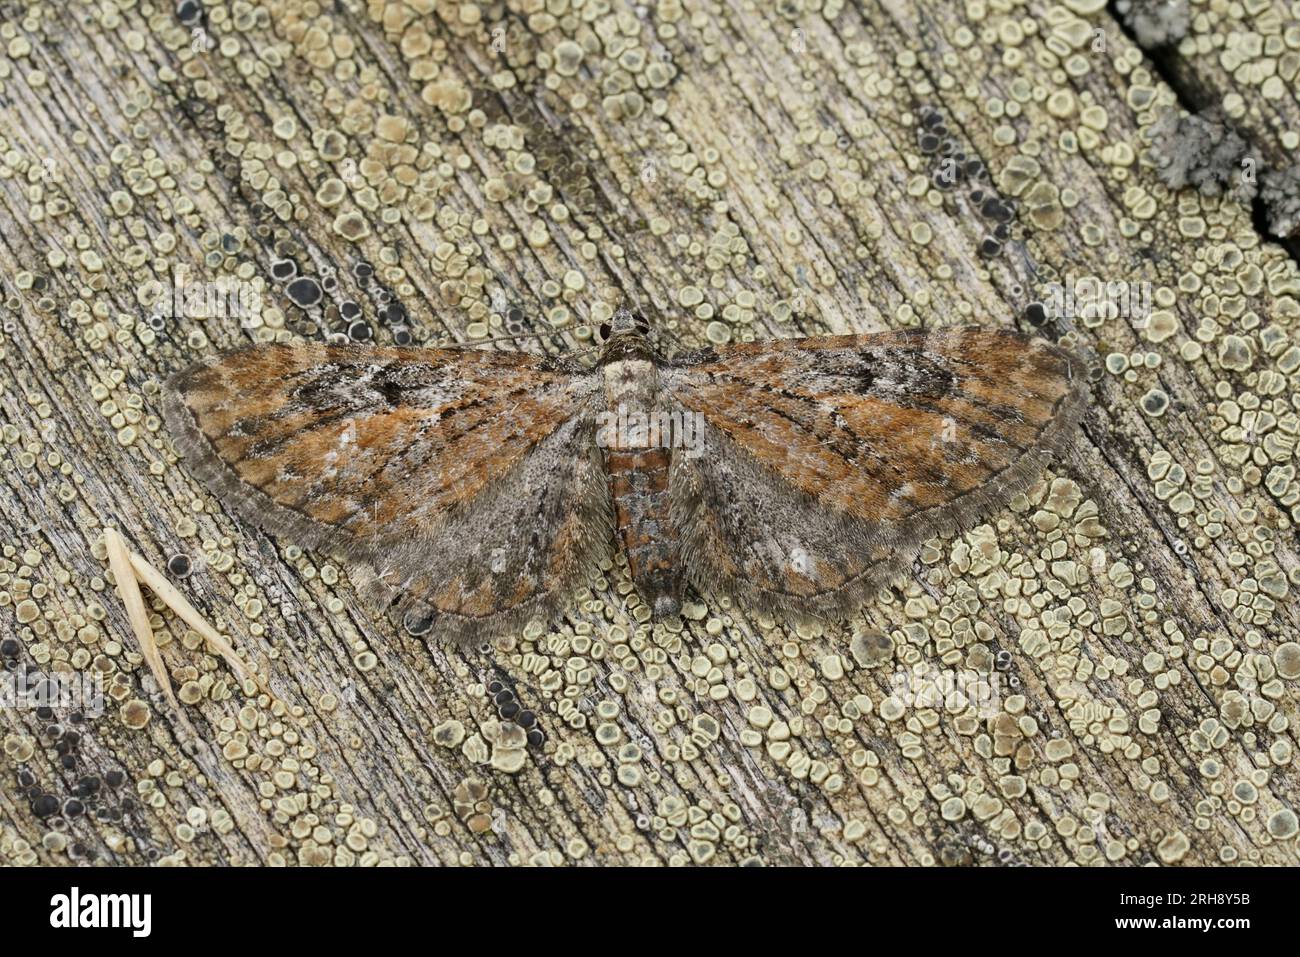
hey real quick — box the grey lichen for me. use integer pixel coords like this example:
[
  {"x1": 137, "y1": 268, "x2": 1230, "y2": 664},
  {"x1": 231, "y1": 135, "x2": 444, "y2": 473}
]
[
  {"x1": 1149, "y1": 108, "x2": 1257, "y2": 201},
  {"x1": 1260, "y1": 163, "x2": 1300, "y2": 239},
  {"x1": 1115, "y1": 0, "x2": 1190, "y2": 49}
]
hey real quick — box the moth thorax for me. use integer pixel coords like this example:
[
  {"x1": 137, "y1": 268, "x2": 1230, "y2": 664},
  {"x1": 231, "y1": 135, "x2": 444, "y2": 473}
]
[{"x1": 601, "y1": 358, "x2": 657, "y2": 405}]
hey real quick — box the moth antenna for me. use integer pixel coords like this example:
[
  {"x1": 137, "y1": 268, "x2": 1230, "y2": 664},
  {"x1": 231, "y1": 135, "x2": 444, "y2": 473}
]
[
  {"x1": 651, "y1": 322, "x2": 686, "y2": 351},
  {"x1": 432, "y1": 324, "x2": 593, "y2": 349},
  {"x1": 562, "y1": 343, "x2": 604, "y2": 362}
]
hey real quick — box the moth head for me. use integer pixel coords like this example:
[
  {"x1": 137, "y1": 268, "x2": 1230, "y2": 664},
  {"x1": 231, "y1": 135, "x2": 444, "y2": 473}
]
[{"x1": 599, "y1": 308, "x2": 650, "y2": 343}]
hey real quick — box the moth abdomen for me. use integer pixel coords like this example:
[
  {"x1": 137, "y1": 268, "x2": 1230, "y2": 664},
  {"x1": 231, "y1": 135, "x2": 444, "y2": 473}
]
[{"x1": 602, "y1": 444, "x2": 682, "y2": 619}]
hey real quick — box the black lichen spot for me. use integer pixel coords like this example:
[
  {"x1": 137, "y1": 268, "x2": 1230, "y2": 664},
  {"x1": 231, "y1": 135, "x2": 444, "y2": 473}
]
[
  {"x1": 981, "y1": 198, "x2": 1013, "y2": 222},
  {"x1": 175, "y1": 0, "x2": 204, "y2": 26},
  {"x1": 403, "y1": 611, "x2": 433, "y2": 636},
  {"x1": 1141, "y1": 390, "x2": 1170, "y2": 416},
  {"x1": 271, "y1": 258, "x2": 297, "y2": 281},
  {"x1": 32, "y1": 793, "x2": 59, "y2": 818},
  {"x1": 286, "y1": 277, "x2": 322, "y2": 308},
  {"x1": 0, "y1": 638, "x2": 19, "y2": 657},
  {"x1": 347, "y1": 321, "x2": 372, "y2": 342},
  {"x1": 1025, "y1": 302, "x2": 1048, "y2": 326},
  {"x1": 167, "y1": 553, "x2": 192, "y2": 577},
  {"x1": 340, "y1": 300, "x2": 361, "y2": 320},
  {"x1": 979, "y1": 237, "x2": 1002, "y2": 258}
]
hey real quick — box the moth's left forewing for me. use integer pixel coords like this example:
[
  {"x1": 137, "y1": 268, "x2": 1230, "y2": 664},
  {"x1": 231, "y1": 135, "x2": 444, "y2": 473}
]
[{"x1": 164, "y1": 343, "x2": 612, "y2": 642}]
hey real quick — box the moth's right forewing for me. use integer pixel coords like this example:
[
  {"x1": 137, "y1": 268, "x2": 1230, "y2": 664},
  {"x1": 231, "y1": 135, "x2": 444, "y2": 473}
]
[
  {"x1": 660, "y1": 328, "x2": 1089, "y2": 615},
  {"x1": 165, "y1": 343, "x2": 593, "y2": 543}
]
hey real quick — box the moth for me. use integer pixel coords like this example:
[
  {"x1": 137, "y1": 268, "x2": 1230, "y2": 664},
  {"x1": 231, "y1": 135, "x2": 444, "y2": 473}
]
[{"x1": 163, "y1": 313, "x2": 1087, "y2": 642}]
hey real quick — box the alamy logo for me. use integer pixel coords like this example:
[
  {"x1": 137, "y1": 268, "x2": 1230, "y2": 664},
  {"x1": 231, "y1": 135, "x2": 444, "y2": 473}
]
[
  {"x1": 147, "y1": 267, "x2": 262, "y2": 322},
  {"x1": 49, "y1": 887, "x2": 151, "y2": 937},
  {"x1": 889, "y1": 665, "x2": 1002, "y2": 717},
  {"x1": 596, "y1": 406, "x2": 705, "y2": 458},
  {"x1": 1, "y1": 670, "x2": 105, "y2": 716},
  {"x1": 1043, "y1": 274, "x2": 1151, "y2": 323}
]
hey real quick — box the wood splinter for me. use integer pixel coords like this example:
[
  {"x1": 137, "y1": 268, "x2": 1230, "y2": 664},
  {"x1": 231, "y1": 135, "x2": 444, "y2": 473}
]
[{"x1": 102, "y1": 527, "x2": 267, "y2": 740}]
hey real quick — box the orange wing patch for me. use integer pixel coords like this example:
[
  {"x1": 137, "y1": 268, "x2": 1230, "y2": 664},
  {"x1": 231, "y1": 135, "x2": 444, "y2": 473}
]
[
  {"x1": 166, "y1": 342, "x2": 599, "y2": 545},
  {"x1": 664, "y1": 328, "x2": 1085, "y2": 524}
]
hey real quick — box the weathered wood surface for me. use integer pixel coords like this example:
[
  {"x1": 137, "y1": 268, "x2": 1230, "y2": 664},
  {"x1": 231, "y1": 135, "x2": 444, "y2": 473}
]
[
  {"x1": 1139, "y1": 0, "x2": 1300, "y2": 245},
  {"x1": 1, "y1": 0, "x2": 1299, "y2": 867},
  {"x1": 1144, "y1": 0, "x2": 1300, "y2": 171}
]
